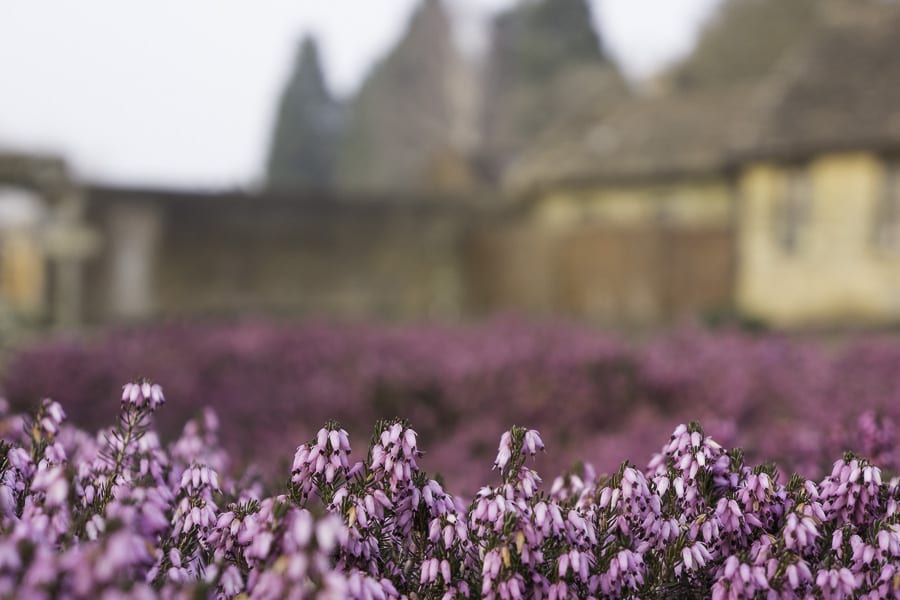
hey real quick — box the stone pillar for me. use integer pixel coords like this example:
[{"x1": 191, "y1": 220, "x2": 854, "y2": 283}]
[
  {"x1": 53, "y1": 257, "x2": 83, "y2": 327},
  {"x1": 105, "y1": 202, "x2": 162, "y2": 320},
  {"x1": 41, "y1": 188, "x2": 100, "y2": 329}
]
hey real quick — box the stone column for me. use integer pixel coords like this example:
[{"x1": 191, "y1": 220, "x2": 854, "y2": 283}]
[
  {"x1": 53, "y1": 257, "x2": 83, "y2": 327},
  {"x1": 105, "y1": 202, "x2": 162, "y2": 320},
  {"x1": 41, "y1": 188, "x2": 100, "y2": 329}
]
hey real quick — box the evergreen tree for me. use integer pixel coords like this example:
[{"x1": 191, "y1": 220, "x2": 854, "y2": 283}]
[
  {"x1": 482, "y1": 0, "x2": 625, "y2": 180},
  {"x1": 493, "y1": 0, "x2": 606, "y2": 82},
  {"x1": 266, "y1": 36, "x2": 343, "y2": 190}
]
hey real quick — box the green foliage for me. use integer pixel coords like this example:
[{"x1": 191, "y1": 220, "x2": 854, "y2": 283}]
[
  {"x1": 492, "y1": 0, "x2": 607, "y2": 83},
  {"x1": 482, "y1": 0, "x2": 624, "y2": 172}
]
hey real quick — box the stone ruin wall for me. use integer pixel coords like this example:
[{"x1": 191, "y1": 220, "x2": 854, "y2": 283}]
[
  {"x1": 0, "y1": 157, "x2": 735, "y2": 329},
  {"x1": 81, "y1": 187, "x2": 734, "y2": 327}
]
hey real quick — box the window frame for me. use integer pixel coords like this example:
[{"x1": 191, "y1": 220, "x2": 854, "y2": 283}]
[
  {"x1": 773, "y1": 165, "x2": 811, "y2": 255},
  {"x1": 872, "y1": 160, "x2": 900, "y2": 253}
]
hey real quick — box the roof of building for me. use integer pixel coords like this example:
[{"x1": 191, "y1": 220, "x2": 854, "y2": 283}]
[
  {"x1": 504, "y1": 84, "x2": 762, "y2": 190},
  {"x1": 506, "y1": 0, "x2": 900, "y2": 193},
  {"x1": 747, "y1": 11, "x2": 900, "y2": 159}
]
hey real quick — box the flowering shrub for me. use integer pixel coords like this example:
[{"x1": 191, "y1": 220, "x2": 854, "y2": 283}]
[
  {"x1": 2, "y1": 380, "x2": 900, "y2": 598},
  {"x1": 5, "y1": 322, "x2": 900, "y2": 492}
]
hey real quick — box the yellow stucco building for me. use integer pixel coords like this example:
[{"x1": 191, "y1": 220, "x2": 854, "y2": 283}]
[
  {"x1": 507, "y1": 0, "x2": 900, "y2": 328},
  {"x1": 732, "y1": 4, "x2": 900, "y2": 327},
  {"x1": 737, "y1": 154, "x2": 900, "y2": 326}
]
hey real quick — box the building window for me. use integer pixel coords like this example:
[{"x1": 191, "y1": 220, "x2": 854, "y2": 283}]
[
  {"x1": 773, "y1": 167, "x2": 810, "y2": 254},
  {"x1": 873, "y1": 163, "x2": 900, "y2": 251}
]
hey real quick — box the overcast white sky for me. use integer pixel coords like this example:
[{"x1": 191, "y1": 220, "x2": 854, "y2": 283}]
[{"x1": 0, "y1": 0, "x2": 722, "y2": 189}]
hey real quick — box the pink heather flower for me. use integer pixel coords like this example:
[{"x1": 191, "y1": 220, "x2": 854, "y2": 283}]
[
  {"x1": 784, "y1": 560, "x2": 814, "y2": 590},
  {"x1": 43, "y1": 442, "x2": 67, "y2": 464},
  {"x1": 179, "y1": 464, "x2": 220, "y2": 495},
  {"x1": 219, "y1": 565, "x2": 244, "y2": 596},
  {"x1": 494, "y1": 432, "x2": 512, "y2": 472},
  {"x1": 815, "y1": 567, "x2": 860, "y2": 597},
  {"x1": 783, "y1": 512, "x2": 819, "y2": 551},
  {"x1": 9, "y1": 374, "x2": 900, "y2": 600},
  {"x1": 31, "y1": 465, "x2": 69, "y2": 507},
  {"x1": 368, "y1": 421, "x2": 421, "y2": 493},
  {"x1": 121, "y1": 381, "x2": 165, "y2": 411},
  {"x1": 314, "y1": 515, "x2": 347, "y2": 553},
  {"x1": 523, "y1": 430, "x2": 544, "y2": 455},
  {"x1": 35, "y1": 399, "x2": 66, "y2": 437}
]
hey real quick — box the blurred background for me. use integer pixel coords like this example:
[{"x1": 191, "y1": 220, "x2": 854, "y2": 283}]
[{"x1": 3, "y1": 0, "x2": 900, "y2": 491}]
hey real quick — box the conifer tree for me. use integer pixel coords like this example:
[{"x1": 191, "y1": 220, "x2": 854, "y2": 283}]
[
  {"x1": 266, "y1": 36, "x2": 343, "y2": 190},
  {"x1": 482, "y1": 0, "x2": 624, "y2": 179}
]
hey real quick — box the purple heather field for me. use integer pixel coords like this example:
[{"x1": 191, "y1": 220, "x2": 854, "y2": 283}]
[
  {"x1": 2, "y1": 321, "x2": 900, "y2": 597},
  {"x1": 3, "y1": 320, "x2": 898, "y2": 493}
]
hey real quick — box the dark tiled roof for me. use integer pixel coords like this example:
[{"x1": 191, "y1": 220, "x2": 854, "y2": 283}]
[
  {"x1": 504, "y1": 85, "x2": 763, "y2": 190},
  {"x1": 749, "y1": 13, "x2": 900, "y2": 158},
  {"x1": 506, "y1": 2, "x2": 900, "y2": 192},
  {"x1": 669, "y1": 0, "x2": 821, "y2": 91}
]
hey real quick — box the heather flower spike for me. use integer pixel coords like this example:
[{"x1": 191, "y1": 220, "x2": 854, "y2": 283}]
[
  {"x1": 121, "y1": 379, "x2": 165, "y2": 412},
  {"x1": 494, "y1": 425, "x2": 544, "y2": 486}
]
